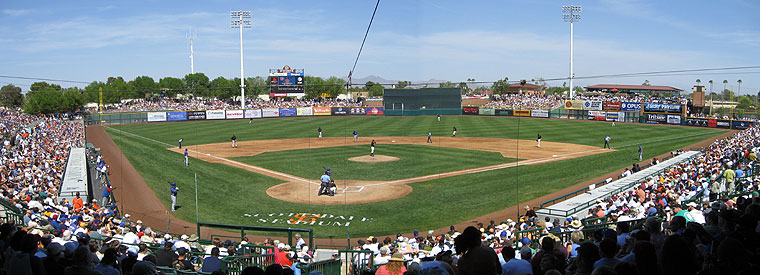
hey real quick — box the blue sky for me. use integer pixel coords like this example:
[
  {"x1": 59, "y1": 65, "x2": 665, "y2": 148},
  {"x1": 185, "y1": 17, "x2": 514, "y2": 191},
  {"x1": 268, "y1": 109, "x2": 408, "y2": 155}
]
[{"x1": 1, "y1": 0, "x2": 759, "y2": 93}]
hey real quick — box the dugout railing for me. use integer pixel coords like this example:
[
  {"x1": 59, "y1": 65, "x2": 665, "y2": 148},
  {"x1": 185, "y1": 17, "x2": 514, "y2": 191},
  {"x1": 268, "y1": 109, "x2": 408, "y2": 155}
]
[{"x1": 196, "y1": 222, "x2": 314, "y2": 252}]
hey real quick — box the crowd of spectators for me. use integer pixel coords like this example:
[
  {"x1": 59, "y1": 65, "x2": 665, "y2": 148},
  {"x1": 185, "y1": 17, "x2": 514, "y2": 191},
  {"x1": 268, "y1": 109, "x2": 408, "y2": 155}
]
[
  {"x1": 92, "y1": 97, "x2": 364, "y2": 114},
  {"x1": 483, "y1": 93, "x2": 686, "y2": 110}
]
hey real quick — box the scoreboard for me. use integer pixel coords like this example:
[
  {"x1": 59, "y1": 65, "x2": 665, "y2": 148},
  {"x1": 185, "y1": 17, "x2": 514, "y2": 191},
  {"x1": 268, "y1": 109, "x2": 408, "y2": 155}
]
[{"x1": 269, "y1": 65, "x2": 305, "y2": 97}]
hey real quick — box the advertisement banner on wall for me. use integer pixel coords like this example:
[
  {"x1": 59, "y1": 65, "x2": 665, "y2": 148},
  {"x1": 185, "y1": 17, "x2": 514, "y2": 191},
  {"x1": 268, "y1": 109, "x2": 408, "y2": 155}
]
[
  {"x1": 495, "y1": 109, "x2": 512, "y2": 116},
  {"x1": 644, "y1": 103, "x2": 682, "y2": 113},
  {"x1": 530, "y1": 109, "x2": 549, "y2": 118},
  {"x1": 732, "y1": 120, "x2": 753, "y2": 130},
  {"x1": 606, "y1": 112, "x2": 625, "y2": 122},
  {"x1": 564, "y1": 100, "x2": 584, "y2": 109},
  {"x1": 583, "y1": 101, "x2": 603, "y2": 110},
  {"x1": 331, "y1": 107, "x2": 348, "y2": 116},
  {"x1": 365, "y1": 107, "x2": 384, "y2": 115},
  {"x1": 166, "y1": 112, "x2": 187, "y2": 121},
  {"x1": 620, "y1": 102, "x2": 642, "y2": 112},
  {"x1": 479, "y1": 108, "x2": 495, "y2": 116},
  {"x1": 313, "y1": 107, "x2": 331, "y2": 116},
  {"x1": 462, "y1": 107, "x2": 479, "y2": 115},
  {"x1": 225, "y1": 110, "x2": 244, "y2": 119},
  {"x1": 349, "y1": 107, "x2": 367, "y2": 115},
  {"x1": 603, "y1": 101, "x2": 622, "y2": 111},
  {"x1": 588, "y1": 110, "x2": 606, "y2": 121},
  {"x1": 645, "y1": 113, "x2": 667, "y2": 124},
  {"x1": 715, "y1": 119, "x2": 731, "y2": 128},
  {"x1": 296, "y1": 107, "x2": 313, "y2": 116},
  {"x1": 279, "y1": 108, "x2": 297, "y2": 117},
  {"x1": 666, "y1": 114, "x2": 682, "y2": 125},
  {"x1": 147, "y1": 112, "x2": 167, "y2": 122},
  {"x1": 514, "y1": 110, "x2": 531, "y2": 116},
  {"x1": 685, "y1": 118, "x2": 709, "y2": 127},
  {"x1": 262, "y1": 108, "x2": 279, "y2": 118},
  {"x1": 206, "y1": 110, "x2": 225, "y2": 120},
  {"x1": 244, "y1": 109, "x2": 262, "y2": 119},
  {"x1": 187, "y1": 111, "x2": 206, "y2": 120}
]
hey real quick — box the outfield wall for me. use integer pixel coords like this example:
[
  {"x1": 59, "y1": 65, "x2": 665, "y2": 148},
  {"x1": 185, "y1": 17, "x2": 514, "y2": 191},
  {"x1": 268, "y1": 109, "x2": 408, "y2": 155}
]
[{"x1": 84, "y1": 103, "x2": 754, "y2": 130}]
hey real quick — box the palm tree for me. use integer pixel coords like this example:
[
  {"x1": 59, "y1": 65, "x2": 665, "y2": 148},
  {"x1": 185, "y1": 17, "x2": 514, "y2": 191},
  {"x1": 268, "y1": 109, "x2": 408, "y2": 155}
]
[
  {"x1": 696, "y1": 79, "x2": 701, "y2": 86},
  {"x1": 723, "y1": 80, "x2": 728, "y2": 100}
]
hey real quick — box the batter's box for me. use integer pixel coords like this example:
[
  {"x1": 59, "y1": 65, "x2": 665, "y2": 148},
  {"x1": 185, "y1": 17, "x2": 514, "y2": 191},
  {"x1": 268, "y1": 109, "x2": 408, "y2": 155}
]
[{"x1": 313, "y1": 186, "x2": 365, "y2": 193}]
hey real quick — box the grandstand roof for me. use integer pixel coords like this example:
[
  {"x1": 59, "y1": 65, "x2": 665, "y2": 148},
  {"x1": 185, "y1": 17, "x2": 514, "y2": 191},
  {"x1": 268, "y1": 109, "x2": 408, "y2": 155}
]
[{"x1": 584, "y1": 84, "x2": 683, "y2": 92}]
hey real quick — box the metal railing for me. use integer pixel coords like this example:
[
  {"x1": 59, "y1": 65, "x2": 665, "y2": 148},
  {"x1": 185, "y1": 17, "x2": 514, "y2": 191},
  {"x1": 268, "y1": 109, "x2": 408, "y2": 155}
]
[
  {"x1": 196, "y1": 222, "x2": 314, "y2": 252},
  {"x1": 297, "y1": 258, "x2": 342, "y2": 274},
  {"x1": 339, "y1": 250, "x2": 374, "y2": 275}
]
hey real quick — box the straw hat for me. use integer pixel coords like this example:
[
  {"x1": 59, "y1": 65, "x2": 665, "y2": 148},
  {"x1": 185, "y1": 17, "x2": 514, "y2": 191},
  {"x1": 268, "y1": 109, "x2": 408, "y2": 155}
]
[{"x1": 389, "y1": 252, "x2": 405, "y2": 262}]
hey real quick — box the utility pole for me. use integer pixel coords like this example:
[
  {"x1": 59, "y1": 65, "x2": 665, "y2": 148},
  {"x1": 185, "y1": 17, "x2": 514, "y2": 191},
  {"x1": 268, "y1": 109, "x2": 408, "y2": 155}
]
[
  {"x1": 563, "y1": 5, "x2": 581, "y2": 99},
  {"x1": 231, "y1": 10, "x2": 251, "y2": 109}
]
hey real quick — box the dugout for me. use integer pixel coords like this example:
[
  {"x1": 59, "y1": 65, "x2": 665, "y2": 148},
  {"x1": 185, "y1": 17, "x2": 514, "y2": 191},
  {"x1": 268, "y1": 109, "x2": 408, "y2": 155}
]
[{"x1": 383, "y1": 88, "x2": 462, "y2": 116}]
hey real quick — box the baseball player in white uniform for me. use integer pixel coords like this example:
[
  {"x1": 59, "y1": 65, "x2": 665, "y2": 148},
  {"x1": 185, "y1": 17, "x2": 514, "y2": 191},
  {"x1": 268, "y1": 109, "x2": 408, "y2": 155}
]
[
  {"x1": 231, "y1": 134, "x2": 238, "y2": 148},
  {"x1": 370, "y1": 139, "x2": 376, "y2": 157}
]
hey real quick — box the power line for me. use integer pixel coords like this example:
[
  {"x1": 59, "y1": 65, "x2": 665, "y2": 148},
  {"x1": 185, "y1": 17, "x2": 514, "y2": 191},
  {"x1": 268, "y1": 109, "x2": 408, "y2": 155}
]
[
  {"x1": 0, "y1": 75, "x2": 90, "y2": 84},
  {"x1": 347, "y1": 0, "x2": 381, "y2": 85}
]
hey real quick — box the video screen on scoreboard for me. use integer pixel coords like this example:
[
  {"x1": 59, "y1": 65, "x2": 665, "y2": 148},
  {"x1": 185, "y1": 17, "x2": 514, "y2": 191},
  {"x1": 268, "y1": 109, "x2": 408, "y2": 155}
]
[{"x1": 270, "y1": 75, "x2": 304, "y2": 86}]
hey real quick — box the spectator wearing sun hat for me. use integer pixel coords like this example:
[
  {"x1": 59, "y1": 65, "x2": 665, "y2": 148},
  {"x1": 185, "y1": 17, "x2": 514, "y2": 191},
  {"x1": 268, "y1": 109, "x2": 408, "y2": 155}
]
[{"x1": 375, "y1": 252, "x2": 406, "y2": 275}]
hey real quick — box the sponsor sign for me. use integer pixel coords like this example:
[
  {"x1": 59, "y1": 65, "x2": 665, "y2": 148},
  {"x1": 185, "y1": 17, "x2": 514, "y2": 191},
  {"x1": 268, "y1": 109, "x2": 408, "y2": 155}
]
[
  {"x1": 603, "y1": 101, "x2": 622, "y2": 111},
  {"x1": 565, "y1": 100, "x2": 584, "y2": 109},
  {"x1": 620, "y1": 102, "x2": 642, "y2": 112},
  {"x1": 666, "y1": 114, "x2": 681, "y2": 125},
  {"x1": 349, "y1": 107, "x2": 367, "y2": 115},
  {"x1": 166, "y1": 111, "x2": 187, "y2": 121},
  {"x1": 606, "y1": 112, "x2": 625, "y2": 122},
  {"x1": 530, "y1": 109, "x2": 549, "y2": 118},
  {"x1": 479, "y1": 108, "x2": 495, "y2": 116},
  {"x1": 583, "y1": 101, "x2": 603, "y2": 110},
  {"x1": 685, "y1": 118, "x2": 709, "y2": 127},
  {"x1": 206, "y1": 110, "x2": 225, "y2": 120},
  {"x1": 296, "y1": 107, "x2": 313, "y2": 116},
  {"x1": 147, "y1": 112, "x2": 167, "y2": 122},
  {"x1": 462, "y1": 107, "x2": 479, "y2": 115},
  {"x1": 331, "y1": 107, "x2": 348, "y2": 116},
  {"x1": 187, "y1": 111, "x2": 206, "y2": 120},
  {"x1": 244, "y1": 109, "x2": 262, "y2": 119},
  {"x1": 732, "y1": 120, "x2": 753, "y2": 130},
  {"x1": 262, "y1": 108, "x2": 279, "y2": 118},
  {"x1": 588, "y1": 110, "x2": 606, "y2": 121},
  {"x1": 644, "y1": 103, "x2": 682, "y2": 113},
  {"x1": 241, "y1": 212, "x2": 374, "y2": 227},
  {"x1": 715, "y1": 119, "x2": 731, "y2": 128},
  {"x1": 279, "y1": 108, "x2": 297, "y2": 117},
  {"x1": 365, "y1": 107, "x2": 384, "y2": 115},
  {"x1": 225, "y1": 110, "x2": 244, "y2": 119},
  {"x1": 514, "y1": 110, "x2": 531, "y2": 117},
  {"x1": 645, "y1": 113, "x2": 667, "y2": 124},
  {"x1": 313, "y1": 107, "x2": 331, "y2": 116},
  {"x1": 495, "y1": 109, "x2": 512, "y2": 116},
  {"x1": 708, "y1": 119, "x2": 717, "y2": 128}
]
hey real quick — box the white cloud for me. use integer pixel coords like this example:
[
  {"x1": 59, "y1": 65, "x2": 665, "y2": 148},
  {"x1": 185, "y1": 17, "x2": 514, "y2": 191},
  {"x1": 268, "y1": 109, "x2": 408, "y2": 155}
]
[{"x1": 2, "y1": 9, "x2": 32, "y2": 16}]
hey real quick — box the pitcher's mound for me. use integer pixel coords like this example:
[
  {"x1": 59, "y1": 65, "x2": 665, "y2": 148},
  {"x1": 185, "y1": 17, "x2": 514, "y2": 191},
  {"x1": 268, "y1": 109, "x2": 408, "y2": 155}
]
[{"x1": 348, "y1": 155, "x2": 399, "y2": 163}]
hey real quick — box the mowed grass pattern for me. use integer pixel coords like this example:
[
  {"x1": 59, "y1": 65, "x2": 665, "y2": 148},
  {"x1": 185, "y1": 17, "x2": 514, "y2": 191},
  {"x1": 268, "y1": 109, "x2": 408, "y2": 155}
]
[
  {"x1": 106, "y1": 116, "x2": 726, "y2": 236},
  {"x1": 232, "y1": 144, "x2": 517, "y2": 181}
]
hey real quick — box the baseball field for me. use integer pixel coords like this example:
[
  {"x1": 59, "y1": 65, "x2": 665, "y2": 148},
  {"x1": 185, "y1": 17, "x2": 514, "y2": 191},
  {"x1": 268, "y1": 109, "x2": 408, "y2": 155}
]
[{"x1": 98, "y1": 116, "x2": 726, "y2": 237}]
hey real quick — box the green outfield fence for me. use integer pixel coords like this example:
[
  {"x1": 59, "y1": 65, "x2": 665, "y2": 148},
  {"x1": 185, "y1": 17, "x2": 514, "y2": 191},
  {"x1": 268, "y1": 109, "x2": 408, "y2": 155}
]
[{"x1": 383, "y1": 108, "x2": 461, "y2": 116}]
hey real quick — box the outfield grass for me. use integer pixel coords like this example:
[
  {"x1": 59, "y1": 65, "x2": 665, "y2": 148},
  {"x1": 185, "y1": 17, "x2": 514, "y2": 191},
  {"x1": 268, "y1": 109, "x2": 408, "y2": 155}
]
[
  {"x1": 231, "y1": 144, "x2": 517, "y2": 181},
  {"x1": 106, "y1": 116, "x2": 726, "y2": 236}
]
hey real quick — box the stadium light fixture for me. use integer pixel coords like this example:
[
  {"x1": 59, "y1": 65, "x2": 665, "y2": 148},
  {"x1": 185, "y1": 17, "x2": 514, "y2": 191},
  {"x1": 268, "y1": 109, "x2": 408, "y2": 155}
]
[
  {"x1": 562, "y1": 5, "x2": 581, "y2": 99},
  {"x1": 231, "y1": 10, "x2": 252, "y2": 109}
]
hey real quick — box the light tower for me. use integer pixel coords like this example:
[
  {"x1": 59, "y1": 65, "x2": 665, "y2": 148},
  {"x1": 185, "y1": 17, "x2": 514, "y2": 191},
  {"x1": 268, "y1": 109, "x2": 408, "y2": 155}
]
[
  {"x1": 231, "y1": 10, "x2": 251, "y2": 109},
  {"x1": 563, "y1": 5, "x2": 581, "y2": 99},
  {"x1": 188, "y1": 30, "x2": 195, "y2": 74}
]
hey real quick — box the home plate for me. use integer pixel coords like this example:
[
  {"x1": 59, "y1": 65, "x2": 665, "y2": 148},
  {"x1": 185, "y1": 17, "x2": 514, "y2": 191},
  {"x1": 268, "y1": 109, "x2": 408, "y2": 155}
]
[{"x1": 552, "y1": 155, "x2": 558, "y2": 157}]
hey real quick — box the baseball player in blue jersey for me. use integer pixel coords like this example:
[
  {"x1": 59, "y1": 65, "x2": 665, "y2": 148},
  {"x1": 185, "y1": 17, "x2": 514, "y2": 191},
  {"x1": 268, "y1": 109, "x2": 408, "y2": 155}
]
[
  {"x1": 427, "y1": 131, "x2": 432, "y2": 143},
  {"x1": 638, "y1": 145, "x2": 643, "y2": 161},
  {"x1": 184, "y1": 149, "x2": 189, "y2": 166},
  {"x1": 353, "y1": 130, "x2": 358, "y2": 142},
  {"x1": 170, "y1": 182, "x2": 179, "y2": 211}
]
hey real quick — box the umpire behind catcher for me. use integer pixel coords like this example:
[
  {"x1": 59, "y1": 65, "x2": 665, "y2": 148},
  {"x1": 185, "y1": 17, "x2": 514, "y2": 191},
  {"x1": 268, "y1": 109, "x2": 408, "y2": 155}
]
[{"x1": 319, "y1": 171, "x2": 331, "y2": 196}]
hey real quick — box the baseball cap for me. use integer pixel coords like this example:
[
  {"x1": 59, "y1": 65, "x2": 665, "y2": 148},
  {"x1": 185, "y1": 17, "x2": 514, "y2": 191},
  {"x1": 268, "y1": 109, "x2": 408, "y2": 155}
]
[{"x1": 171, "y1": 182, "x2": 176, "y2": 186}]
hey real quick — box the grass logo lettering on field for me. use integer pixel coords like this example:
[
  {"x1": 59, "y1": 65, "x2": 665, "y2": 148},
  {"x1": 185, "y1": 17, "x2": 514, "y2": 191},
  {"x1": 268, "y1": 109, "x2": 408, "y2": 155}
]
[{"x1": 242, "y1": 212, "x2": 373, "y2": 227}]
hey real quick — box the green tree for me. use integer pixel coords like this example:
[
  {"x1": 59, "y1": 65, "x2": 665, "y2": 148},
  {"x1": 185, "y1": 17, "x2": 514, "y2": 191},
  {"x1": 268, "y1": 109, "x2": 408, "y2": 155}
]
[
  {"x1": 0, "y1": 84, "x2": 24, "y2": 108},
  {"x1": 364, "y1": 81, "x2": 384, "y2": 97},
  {"x1": 324, "y1": 76, "x2": 347, "y2": 97},
  {"x1": 183, "y1": 73, "x2": 210, "y2": 95},
  {"x1": 158, "y1": 77, "x2": 185, "y2": 97},
  {"x1": 131, "y1": 76, "x2": 157, "y2": 97},
  {"x1": 30, "y1": 82, "x2": 61, "y2": 92},
  {"x1": 305, "y1": 76, "x2": 327, "y2": 98},
  {"x1": 395, "y1": 81, "x2": 411, "y2": 89},
  {"x1": 245, "y1": 76, "x2": 268, "y2": 97},
  {"x1": 491, "y1": 77, "x2": 510, "y2": 94},
  {"x1": 438, "y1": 81, "x2": 456, "y2": 88},
  {"x1": 209, "y1": 77, "x2": 238, "y2": 99},
  {"x1": 642, "y1": 80, "x2": 650, "y2": 86},
  {"x1": 24, "y1": 91, "x2": 64, "y2": 114}
]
